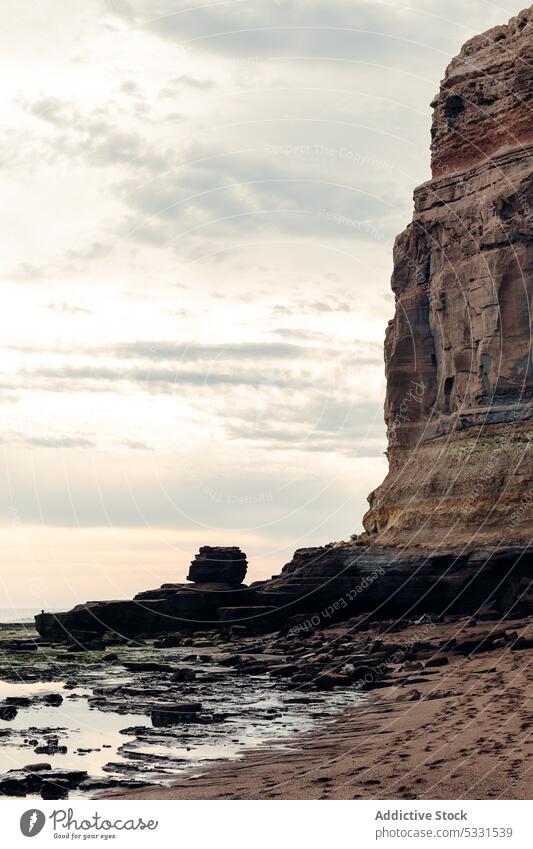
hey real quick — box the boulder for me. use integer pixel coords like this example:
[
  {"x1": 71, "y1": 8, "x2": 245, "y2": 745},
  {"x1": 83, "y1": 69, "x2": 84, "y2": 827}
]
[
  {"x1": 24, "y1": 763, "x2": 52, "y2": 772},
  {"x1": 122, "y1": 661, "x2": 173, "y2": 673},
  {"x1": 0, "y1": 767, "x2": 87, "y2": 797}
]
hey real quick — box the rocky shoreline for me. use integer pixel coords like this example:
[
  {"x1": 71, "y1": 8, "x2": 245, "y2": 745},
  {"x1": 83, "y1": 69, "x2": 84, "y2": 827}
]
[
  {"x1": 0, "y1": 615, "x2": 369, "y2": 799},
  {"x1": 105, "y1": 614, "x2": 533, "y2": 801},
  {"x1": 34, "y1": 541, "x2": 533, "y2": 644},
  {"x1": 1, "y1": 604, "x2": 531, "y2": 800}
]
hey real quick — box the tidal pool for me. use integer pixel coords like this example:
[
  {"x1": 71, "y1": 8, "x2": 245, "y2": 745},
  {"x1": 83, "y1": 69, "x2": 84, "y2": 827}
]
[{"x1": 0, "y1": 674, "x2": 365, "y2": 794}]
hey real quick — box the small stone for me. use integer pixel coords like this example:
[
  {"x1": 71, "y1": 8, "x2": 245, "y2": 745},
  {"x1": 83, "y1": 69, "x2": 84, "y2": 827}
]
[
  {"x1": 4, "y1": 697, "x2": 30, "y2": 707},
  {"x1": 151, "y1": 703, "x2": 202, "y2": 727},
  {"x1": 424, "y1": 655, "x2": 449, "y2": 668},
  {"x1": 170, "y1": 668, "x2": 196, "y2": 682},
  {"x1": 396, "y1": 688, "x2": 422, "y2": 702},
  {"x1": 42, "y1": 693, "x2": 63, "y2": 706},
  {"x1": 0, "y1": 706, "x2": 17, "y2": 722},
  {"x1": 315, "y1": 673, "x2": 351, "y2": 690},
  {"x1": 24, "y1": 763, "x2": 52, "y2": 772},
  {"x1": 40, "y1": 779, "x2": 70, "y2": 800}
]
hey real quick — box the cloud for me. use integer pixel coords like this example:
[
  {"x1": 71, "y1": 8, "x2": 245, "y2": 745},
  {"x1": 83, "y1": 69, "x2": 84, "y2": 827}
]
[
  {"x1": 273, "y1": 327, "x2": 333, "y2": 342},
  {"x1": 120, "y1": 80, "x2": 141, "y2": 96},
  {"x1": 16, "y1": 363, "x2": 316, "y2": 392},
  {"x1": 11, "y1": 262, "x2": 50, "y2": 283},
  {"x1": 0, "y1": 442, "x2": 376, "y2": 537},
  {"x1": 6, "y1": 338, "x2": 325, "y2": 362},
  {"x1": 26, "y1": 96, "x2": 166, "y2": 171},
  {"x1": 7, "y1": 335, "x2": 383, "y2": 403},
  {"x1": 223, "y1": 394, "x2": 385, "y2": 456},
  {"x1": 108, "y1": 339, "x2": 315, "y2": 360},
  {"x1": 123, "y1": 438, "x2": 153, "y2": 450},
  {"x1": 22, "y1": 97, "x2": 404, "y2": 253},
  {"x1": 111, "y1": 0, "x2": 519, "y2": 67},
  {"x1": 118, "y1": 143, "x2": 401, "y2": 249},
  {"x1": 269, "y1": 297, "x2": 353, "y2": 317},
  {"x1": 3, "y1": 433, "x2": 95, "y2": 449},
  {"x1": 29, "y1": 96, "x2": 74, "y2": 126},
  {"x1": 168, "y1": 75, "x2": 215, "y2": 90},
  {"x1": 66, "y1": 242, "x2": 112, "y2": 262},
  {"x1": 113, "y1": 0, "x2": 433, "y2": 60},
  {"x1": 45, "y1": 301, "x2": 92, "y2": 316}
]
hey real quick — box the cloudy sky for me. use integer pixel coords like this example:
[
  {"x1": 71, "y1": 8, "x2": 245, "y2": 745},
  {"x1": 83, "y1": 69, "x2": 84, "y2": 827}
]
[{"x1": 0, "y1": 0, "x2": 521, "y2": 610}]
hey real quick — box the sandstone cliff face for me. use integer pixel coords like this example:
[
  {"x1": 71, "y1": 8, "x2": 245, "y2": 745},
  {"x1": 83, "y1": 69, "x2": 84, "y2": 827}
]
[
  {"x1": 431, "y1": 9, "x2": 533, "y2": 178},
  {"x1": 364, "y1": 7, "x2": 533, "y2": 543}
]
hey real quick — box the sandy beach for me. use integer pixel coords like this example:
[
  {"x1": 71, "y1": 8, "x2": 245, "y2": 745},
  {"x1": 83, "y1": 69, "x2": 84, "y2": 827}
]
[{"x1": 108, "y1": 618, "x2": 532, "y2": 801}]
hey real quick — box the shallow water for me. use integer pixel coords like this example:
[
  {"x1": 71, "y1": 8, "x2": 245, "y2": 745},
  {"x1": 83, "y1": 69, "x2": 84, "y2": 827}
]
[
  {"x1": 0, "y1": 680, "x2": 147, "y2": 777},
  {"x1": 0, "y1": 674, "x2": 365, "y2": 793},
  {"x1": 0, "y1": 627, "x2": 368, "y2": 797}
]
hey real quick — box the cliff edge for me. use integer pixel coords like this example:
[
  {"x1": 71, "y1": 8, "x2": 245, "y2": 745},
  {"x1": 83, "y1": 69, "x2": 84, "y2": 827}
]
[{"x1": 363, "y1": 7, "x2": 533, "y2": 544}]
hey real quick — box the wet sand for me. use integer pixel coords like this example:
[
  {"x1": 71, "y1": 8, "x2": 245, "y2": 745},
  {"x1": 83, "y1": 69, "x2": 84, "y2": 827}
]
[{"x1": 109, "y1": 621, "x2": 532, "y2": 800}]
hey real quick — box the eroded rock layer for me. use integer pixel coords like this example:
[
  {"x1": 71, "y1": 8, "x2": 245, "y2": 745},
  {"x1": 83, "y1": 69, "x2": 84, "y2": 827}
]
[
  {"x1": 363, "y1": 8, "x2": 533, "y2": 544},
  {"x1": 431, "y1": 8, "x2": 533, "y2": 177},
  {"x1": 187, "y1": 546, "x2": 247, "y2": 586}
]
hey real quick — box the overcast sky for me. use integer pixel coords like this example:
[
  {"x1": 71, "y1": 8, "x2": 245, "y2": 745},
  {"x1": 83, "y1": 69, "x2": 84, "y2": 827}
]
[{"x1": 0, "y1": 0, "x2": 522, "y2": 609}]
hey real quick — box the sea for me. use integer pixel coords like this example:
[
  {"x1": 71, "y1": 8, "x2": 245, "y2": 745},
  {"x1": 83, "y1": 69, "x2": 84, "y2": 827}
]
[{"x1": 0, "y1": 607, "x2": 39, "y2": 625}]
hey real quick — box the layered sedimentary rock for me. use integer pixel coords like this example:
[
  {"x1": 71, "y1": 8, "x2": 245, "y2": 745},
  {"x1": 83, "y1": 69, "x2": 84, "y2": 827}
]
[
  {"x1": 36, "y1": 537, "x2": 532, "y2": 642},
  {"x1": 35, "y1": 547, "x2": 256, "y2": 641},
  {"x1": 363, "y1": 7, "x2": 533, "y2": 544},
  {"x1": 253, "y1": 542, "x2": 532, "y2": 620},
  {"x1": 430, "y1": 9, "x2": 533, "y2": 178},
  {"x1": 187, "y1": 546, "x2": 247, "y2": 586}
]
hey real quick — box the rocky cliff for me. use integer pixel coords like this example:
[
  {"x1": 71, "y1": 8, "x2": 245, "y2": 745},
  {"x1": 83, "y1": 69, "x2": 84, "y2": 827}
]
[
  {"x1": 34, "y1": 10, "x2": 533, "y2": 644},
  {"x1": 363, "y1": 7, "x2": 533, "y2": 544}
]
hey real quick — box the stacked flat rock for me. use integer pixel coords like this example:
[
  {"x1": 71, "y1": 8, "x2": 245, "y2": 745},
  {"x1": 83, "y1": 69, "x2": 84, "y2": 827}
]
[{"x1": 187, "y1": 546, "x2": 248, "y2": 586}]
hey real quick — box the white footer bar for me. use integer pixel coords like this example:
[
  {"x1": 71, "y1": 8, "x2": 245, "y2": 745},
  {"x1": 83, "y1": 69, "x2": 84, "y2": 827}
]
[{"x1": 3, "y1": 799, "x2": 531, "y2": 848}]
